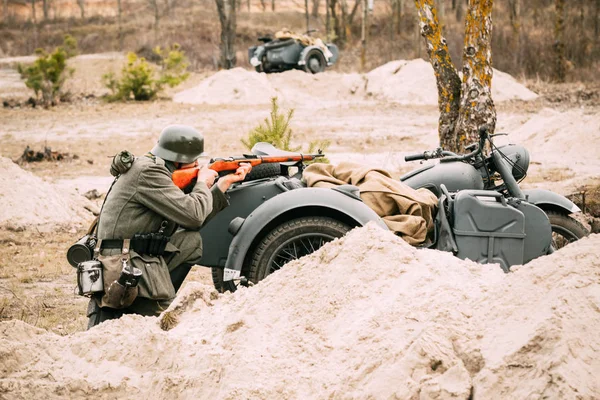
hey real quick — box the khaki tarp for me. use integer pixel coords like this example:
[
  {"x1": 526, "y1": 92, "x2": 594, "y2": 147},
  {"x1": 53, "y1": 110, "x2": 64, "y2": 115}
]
[
  {"x1": 274, "y1": 29, "x2": 333, "y2": 60},
  {"x1": 303, "y1": 162, "x2": 438, "y2": 245}
]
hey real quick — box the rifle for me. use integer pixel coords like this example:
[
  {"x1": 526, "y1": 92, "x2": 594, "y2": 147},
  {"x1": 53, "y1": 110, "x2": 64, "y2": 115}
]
[{"x1": 172, "y1": 153, "x2": 325, "y2": 189}]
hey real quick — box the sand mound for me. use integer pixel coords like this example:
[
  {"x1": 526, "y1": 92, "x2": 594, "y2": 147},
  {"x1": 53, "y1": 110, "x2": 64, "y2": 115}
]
[
  {"x1": 174, "y1": 59, "x2": 536, "y2": 107},
  {"x1": 174, "y1": 67, "x2": 277, "y2": 105},
  {"x1": 267, "y1": 69, "x2": 364, "y2": 105},
  {"x1": 1, "y1": 224, "x2": 599, "y2": 399},
  {"x1": 365, "y1": 59, "x2": 538, "y2": 104},
  {"x1": 0, "y1": 157, "x2": 95, "y2": 230}
]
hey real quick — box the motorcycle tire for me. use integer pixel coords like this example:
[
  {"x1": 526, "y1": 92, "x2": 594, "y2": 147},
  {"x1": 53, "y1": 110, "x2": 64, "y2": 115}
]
[
  {"x1": 211, "y1": 216, "x2": 351, "y2": 292},
  {"x1": 545, "y1": 210, "x2": 589, "y2": 250},
  {"x1": 247, "y1": 216, "x2": 351, "y2": 283},
  {"x1": 303, "y1": 49, "x2": 326, "y2": 74}
]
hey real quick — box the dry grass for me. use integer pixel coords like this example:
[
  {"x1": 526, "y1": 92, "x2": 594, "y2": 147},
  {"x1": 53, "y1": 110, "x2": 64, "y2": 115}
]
[
  {"x1": 525, "y1": 167, "x2": 576, "y2": 184},
  {"x1": 0, "y1": 228, "x2": 90, "y2": 334}
]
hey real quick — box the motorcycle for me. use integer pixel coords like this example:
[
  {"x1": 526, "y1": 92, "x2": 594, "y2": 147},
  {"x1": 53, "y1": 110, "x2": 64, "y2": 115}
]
[
  {"x1": 248, "y1": 30, "x2": 339, "y2": 74},
  {"x1": 202, "y1": 127, "x2": 587, "y2": 292},
  {"x1": 400, "y1": 127, "x2": 588, "y2": 250}
]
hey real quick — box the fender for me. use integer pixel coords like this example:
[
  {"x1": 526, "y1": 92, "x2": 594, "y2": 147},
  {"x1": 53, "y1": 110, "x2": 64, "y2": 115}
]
[
  {"x1": 297, "y1": 45, "x2": 326, "y2": 66},
  {"x1": 250, "y1": 46, "x2": 265, "y2": 67},
  {"x1": 523, "y1": 188, "x2": 580, "y2": 214},
  {"x1": 223, "y1": 187, "x2": 388, "y2": 282}
]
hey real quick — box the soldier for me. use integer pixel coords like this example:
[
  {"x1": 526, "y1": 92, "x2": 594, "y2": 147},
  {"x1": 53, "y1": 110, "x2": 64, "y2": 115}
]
[{"x1": 86, "y1": 125, "x2": 251, "y2": 328}]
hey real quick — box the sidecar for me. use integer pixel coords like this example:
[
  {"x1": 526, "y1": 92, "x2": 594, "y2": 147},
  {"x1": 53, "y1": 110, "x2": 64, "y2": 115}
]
[
  {"x1": 200, "y1": 143, "x2": 553, "y2": 292},
  {"x1": 199, "y1": 154, "x2": 387, "y2": 292},
  {"x1": 248, "y1": 33, "x2": 339, "y2": 74}
]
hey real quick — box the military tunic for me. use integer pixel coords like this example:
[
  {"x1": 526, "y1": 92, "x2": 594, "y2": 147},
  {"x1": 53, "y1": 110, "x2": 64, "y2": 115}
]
[{"x1": 96, "y1": 155, "x2": 228, "y2": 316}]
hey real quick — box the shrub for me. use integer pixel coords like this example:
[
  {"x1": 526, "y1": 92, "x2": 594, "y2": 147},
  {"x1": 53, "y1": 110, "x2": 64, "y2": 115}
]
[
  {"x1": 17, "y1": 35, "x2": 78, "y2": 107},
  {"x1": 103, "y1": 44, "x2": 190, "y2": 101},
  {"x1": 242, "y1": 97, "x2": 330, "y2": 163}
]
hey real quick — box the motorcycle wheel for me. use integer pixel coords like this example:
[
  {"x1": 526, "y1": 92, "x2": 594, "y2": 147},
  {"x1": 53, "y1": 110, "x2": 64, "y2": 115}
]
[
  {"x1": 210, "y1": 217, "x2": 350, "y2": 292},
  {"x1": 303, "y1": 50, "x2": 326, "y2": 74},
  {"x1": 248, "y1": 216, "x2": 351, "y2": 282},
  {"x1": 545, "y1": 210, "x2": 589, "y2": 249}
]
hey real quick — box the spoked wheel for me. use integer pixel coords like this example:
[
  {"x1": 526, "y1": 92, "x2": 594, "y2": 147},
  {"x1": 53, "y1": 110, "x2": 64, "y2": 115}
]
[
  {"x1": 249, "y1": 216, "x2": 351, "y2": 282},
  {"x1": 546, "y1": 210, "x2": 589, "y2": 250},
  {"x1": 211, "y1": 216, "x2": 351, "y2": 292},
  {"x1": 303, "y1": 49, "x2": 326, "y2": 74}
]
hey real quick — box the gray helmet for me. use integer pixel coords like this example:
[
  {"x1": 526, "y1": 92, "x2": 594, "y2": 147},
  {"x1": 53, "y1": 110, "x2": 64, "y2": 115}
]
[
  {"x1": 496, "y1": 144, "x2": 530, "y2": 181},
  {"x1": 151, "y1": 125, "x2": 206, "y2": 163}
]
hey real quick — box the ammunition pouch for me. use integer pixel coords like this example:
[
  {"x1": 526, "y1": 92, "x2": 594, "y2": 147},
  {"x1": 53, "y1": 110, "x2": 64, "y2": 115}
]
[
  {"x1": 101, "y1": 233, "x2": 170, "y2": 256},
  {"x1": 97, "y1": 239, "x2": 142, "y2": 309}
]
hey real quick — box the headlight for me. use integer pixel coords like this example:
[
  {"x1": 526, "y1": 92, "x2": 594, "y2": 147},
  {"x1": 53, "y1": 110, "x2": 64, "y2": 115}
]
[{"x1": 250, "y1": 57, "x2": 261, "y2": 67}]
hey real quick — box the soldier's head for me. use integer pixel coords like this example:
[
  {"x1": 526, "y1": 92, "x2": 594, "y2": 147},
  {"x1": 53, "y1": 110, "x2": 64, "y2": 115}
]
[{"x1": 151, "y1": 125, "x2": 205, "y2": 167}]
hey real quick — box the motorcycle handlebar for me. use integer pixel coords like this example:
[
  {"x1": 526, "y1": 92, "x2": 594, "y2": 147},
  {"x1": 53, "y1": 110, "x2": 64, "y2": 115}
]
[
  {"x1": 404, "y1": 153, "x2": 426, "y2": 162},
  {"x1": 405, "y1": 126, "x2": 491, "y2": 163}
]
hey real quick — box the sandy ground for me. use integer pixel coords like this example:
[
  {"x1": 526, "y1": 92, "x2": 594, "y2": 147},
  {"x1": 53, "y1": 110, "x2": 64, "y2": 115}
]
[
  {"x1": 1, "y1": 225, "x2": 599, "y2": 399},
  {"x1": 0, "y1": 55, "x2": 599, "y2": 398}
]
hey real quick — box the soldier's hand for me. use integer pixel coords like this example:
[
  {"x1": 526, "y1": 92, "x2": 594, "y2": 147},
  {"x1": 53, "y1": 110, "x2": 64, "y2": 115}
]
[
  {"x1": 197, "y1": 165, "x2": 218, "y2": 189},
  {"x1": 217, "y1": 163, "x2": 252, "y2": 193}
]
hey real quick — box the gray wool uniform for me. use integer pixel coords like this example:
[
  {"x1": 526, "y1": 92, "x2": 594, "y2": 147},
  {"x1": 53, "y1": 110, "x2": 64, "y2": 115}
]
[{"x1": 96, "y1": 154, "x2": 228, "y2": 316}]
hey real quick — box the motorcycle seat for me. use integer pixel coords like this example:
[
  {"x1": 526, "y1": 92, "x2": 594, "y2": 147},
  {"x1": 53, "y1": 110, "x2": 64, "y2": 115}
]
[{"x1": 251, "y1": 142, "x2": 302, "y2": 158}]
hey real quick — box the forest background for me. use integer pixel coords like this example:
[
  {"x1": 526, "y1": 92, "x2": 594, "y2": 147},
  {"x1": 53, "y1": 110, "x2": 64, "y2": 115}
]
[{"x1": 0, "y1": 0, "x2": 598, "y2": 83}]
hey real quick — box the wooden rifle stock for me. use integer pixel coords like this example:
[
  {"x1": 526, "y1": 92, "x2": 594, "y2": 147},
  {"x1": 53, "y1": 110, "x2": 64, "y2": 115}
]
[{"x1": 172, "y1": 153, "x2": 324, "y2": 189}]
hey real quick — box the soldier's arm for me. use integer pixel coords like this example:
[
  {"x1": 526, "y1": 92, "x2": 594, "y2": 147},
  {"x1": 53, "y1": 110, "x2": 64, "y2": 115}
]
[{"x1": 136, "y1": 163, "x2": 229, "y2": 230}]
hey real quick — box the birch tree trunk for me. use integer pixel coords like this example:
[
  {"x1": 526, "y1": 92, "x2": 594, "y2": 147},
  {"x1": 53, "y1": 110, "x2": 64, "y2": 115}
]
[
  {"x1": 414, "y1": 0, "x2": 495, "y2": 152},
  {"x1": 215, "y1": 0, "x2": 237, "y2": 69},
  {"x1": 453, "y1": 0, "x2": 496, "y2": 150},
  {"x1": 414, "y1": 0, "x2": 462, "y2": 150}
]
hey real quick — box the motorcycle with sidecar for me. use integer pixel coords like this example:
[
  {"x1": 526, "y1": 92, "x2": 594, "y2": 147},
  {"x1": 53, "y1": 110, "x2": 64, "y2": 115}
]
[
  {"x1": 200, "y1": 127, "x2": 587, "y2": 292},
  {"x1": 248, "y1": 30, "x2": 339, "y2": 74}
]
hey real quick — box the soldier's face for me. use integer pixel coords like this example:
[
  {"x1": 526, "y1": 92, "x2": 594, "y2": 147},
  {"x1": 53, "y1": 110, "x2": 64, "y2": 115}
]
[{"x1": 177, "y1": 160, "x2": 199, "y2": 170}]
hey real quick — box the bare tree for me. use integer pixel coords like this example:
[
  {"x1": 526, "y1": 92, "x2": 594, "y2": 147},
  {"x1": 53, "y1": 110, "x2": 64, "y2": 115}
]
[
  {"x1": 76, "y1": 0, "x2": 85, "y2": 18},
  {"x1": 215, "y1": 0, "x2": 237, "y2": 69},
  {"x1": 360, "y1": 0, "x2": 367, "y2": 71},
  {"x1": 117, "y1": 0, "x2": 123, "y2": 50},
  {"x1": 452, "y1": 0, "x2": 463, "y2": 21},
  {"x1": 42, "y1": 0, "x2": 49, "y2": 20},
  {"x1": 595, "y1": 0, "x2": 600, "y2": 39},
  {"x1": 30, "y1": 0, "x2": 37, "y2": 23},
  {"x1": 305, "y1": 0, "x2": 309, "y2": 31},
  {"x1": 508, "y1": 0, "x2": 520, "y2": 66},
  {"x1": 414, "y1": 0, "x2": 495, "y2": 153},
  {"x1": 312, "y1": 0, "x2": 320, "y2": 17},
  {"x1": 554, "y1": 0, "x2": 566, "y2": 82},
  {"x1": 271, "y1": 0, "x2": 275, "y2": 11},
  {"x1": 3, "y1": 0, "x2": 9, "y2": 24},
  {"x1": 148, "y1": 0, "x2": 160, "y2": 39}
]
